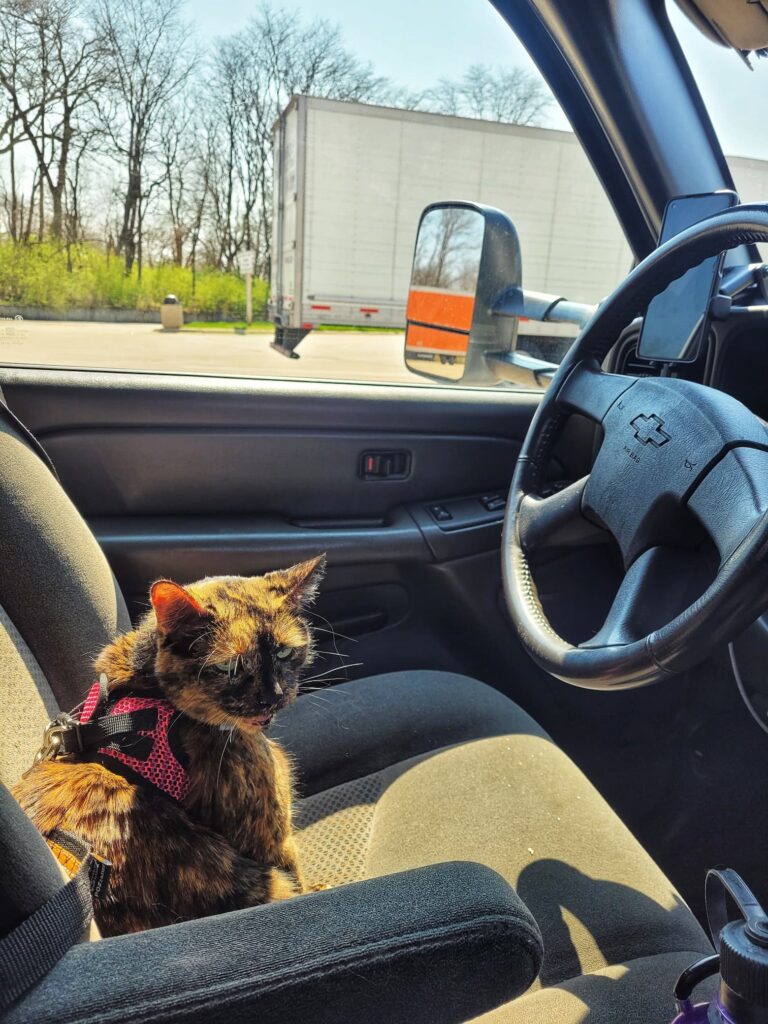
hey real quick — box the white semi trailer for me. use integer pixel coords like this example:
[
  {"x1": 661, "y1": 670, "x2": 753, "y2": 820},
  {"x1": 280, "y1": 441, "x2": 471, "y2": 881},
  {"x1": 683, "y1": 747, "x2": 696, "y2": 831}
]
[{"x1": 269, "y1": 94, "x2": 768, "y2": 359}]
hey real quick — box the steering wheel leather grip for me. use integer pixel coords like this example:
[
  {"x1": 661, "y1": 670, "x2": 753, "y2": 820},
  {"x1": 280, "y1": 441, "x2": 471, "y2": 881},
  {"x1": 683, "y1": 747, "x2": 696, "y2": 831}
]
[{"x1": 503, "y1": 206, "x2": 768, "y2": 688}]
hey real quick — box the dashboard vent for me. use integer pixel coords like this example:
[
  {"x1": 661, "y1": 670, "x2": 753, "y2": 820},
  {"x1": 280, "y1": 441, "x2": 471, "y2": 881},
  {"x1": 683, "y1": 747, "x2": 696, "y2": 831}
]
[{"x1": 619, "y1": 341, "x2": 661, "y2": 378}]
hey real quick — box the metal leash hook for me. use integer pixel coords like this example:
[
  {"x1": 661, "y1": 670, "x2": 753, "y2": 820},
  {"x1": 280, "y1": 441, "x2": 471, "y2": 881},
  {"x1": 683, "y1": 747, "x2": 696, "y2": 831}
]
[{"x1": 34, "y1": 712, "x2": 79, "y2": 763}]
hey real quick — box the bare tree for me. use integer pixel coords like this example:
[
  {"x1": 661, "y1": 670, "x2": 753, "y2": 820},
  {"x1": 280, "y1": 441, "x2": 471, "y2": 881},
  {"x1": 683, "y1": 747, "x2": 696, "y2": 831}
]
[
  {"x1": 0, "y1": 0, "x2": 106, "y2": 241},
  {"x1": 421, "y1": 64, "x2": 552, "y2": 125},
  {"x1": 0, "y1": 1, "x2": 44, "y2": 240},
  {"x1": 0, "y1": 0, "x2": 554, "y2": 300},
  {"x1": 203, "y1": 44, "x2": 262, "y2": 272},
  {"x1": 202, "y1": 1, "x2": 390, "y2": 280},
  {"x1": 39, "y1": 2, "x2": 105, "y2": 240},
  {"x1": 155, "y1": 99, "x2": 205, "y2": 266},
  {"x1": 63, "y1": 112, "x2": 100, "y2": 250},
  {"x1": 0, "y1": 9, "x2": 26, "y2": 238},
  {"x1": 412, "y1": 207, "x2": 484, "y2": 291},
  {"x1": 254, "y1": 3, "x2": 389, "y2": 106},
  {"x1": 93, "y1": 0, "x2": 196, "y2": 273}
]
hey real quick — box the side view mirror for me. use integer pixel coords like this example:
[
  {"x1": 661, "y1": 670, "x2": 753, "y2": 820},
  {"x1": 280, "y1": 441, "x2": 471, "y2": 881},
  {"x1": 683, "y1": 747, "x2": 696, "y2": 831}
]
[
  {"x1": 405, "y1": 202, "x2": 520, "y2": 384},
  {"x1": 404, "y1": 201, "x2": 596, "y2": 387}
]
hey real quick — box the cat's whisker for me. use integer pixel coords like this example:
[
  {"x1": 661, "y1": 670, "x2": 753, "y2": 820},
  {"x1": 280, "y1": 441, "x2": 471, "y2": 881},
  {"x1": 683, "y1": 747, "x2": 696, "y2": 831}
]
[
  {"x1": 190, "y1": 632, "x2": 210, "y2": 652},
  {"x1": 306, "y1": 615, "x2": 344, "y2": 665},
  {"x1": 305, "y1": 616, "x2": 359, "y2": 644},
  {"x1": 301, "y1": 679, "x2": 355, "y2": 690},
  {"x1": 301, "y1": 676, "x2": 356, "y2": 690},
  {"x1": 196, "y1": 651, "x2": 216, "y2": 683},
  {"x1": 300, "y1": 680, "x2": 354, "y2": 690},
  {"x1": 301, "y1": 695, "x2": 345, "y2": 718},
  {"x1": 215, "y1": 726, "x2": 233, "y2": 791},
  {"x1": 166, "y1": 710, "x2": 184, "y2": 738},
  {"x1": 300, "y1": 685, "x2": 351, "y2": 695},
  {"x1": 302, "y1": 662, "x2": 364, "y2": 683},
  {"x1": 314, "y1": 630, "x2": 357, "y2": 648}
]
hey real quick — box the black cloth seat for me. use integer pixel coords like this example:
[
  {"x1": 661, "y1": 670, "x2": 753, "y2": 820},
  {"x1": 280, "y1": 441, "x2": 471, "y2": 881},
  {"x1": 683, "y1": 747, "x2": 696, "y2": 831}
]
[{"x1": 275, "y1": 671, "x2": 711, "y2": 1021}]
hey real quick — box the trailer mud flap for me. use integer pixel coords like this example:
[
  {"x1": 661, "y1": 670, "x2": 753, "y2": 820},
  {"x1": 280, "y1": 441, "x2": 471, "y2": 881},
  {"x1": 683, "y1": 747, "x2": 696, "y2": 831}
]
[{"x1": 271, "y1": 326, "x2": 311, "y2": 359}]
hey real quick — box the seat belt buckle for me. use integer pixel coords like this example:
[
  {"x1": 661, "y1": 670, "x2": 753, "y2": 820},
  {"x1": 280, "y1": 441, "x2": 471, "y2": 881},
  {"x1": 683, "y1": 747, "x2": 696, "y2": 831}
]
[{"x1": 34, "y1": 712, "x2": 81, "y2": 763}]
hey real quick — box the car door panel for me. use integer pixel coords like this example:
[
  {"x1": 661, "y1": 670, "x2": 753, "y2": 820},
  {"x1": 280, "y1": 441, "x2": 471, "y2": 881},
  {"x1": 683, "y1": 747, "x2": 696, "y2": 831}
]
[
  {"x1": 37, "y1": 430, "x2": 521, "y2": 517},
  {"x1": 91, "y1": 508, "x2": 432, "y2": 598},
  {"x1": 1, "y1": 367, "x2": 550, "y2": 694}
]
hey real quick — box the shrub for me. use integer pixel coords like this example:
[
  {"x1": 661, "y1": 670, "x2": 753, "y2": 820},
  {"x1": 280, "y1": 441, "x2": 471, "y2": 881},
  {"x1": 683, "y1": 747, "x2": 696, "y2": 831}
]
[{"x1": 0, "y1": 240, "x2": 266, "y2": 317}]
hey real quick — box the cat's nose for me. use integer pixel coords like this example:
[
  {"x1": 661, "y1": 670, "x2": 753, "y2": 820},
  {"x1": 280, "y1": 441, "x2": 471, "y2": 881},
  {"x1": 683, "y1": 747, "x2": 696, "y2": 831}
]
[{"x1": 259, "y1": 683, "x2": 283, "y2": 709}]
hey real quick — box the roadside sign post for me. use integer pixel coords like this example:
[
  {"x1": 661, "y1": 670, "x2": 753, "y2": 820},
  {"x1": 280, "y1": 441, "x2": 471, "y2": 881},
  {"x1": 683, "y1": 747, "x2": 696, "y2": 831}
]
[{"x1": 236, "y1": 250, "x2": 256, "y2": 325}]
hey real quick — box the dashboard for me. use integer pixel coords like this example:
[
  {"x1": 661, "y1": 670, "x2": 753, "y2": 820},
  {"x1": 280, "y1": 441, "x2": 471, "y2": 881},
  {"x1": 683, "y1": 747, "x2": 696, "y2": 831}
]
[{"x1": 608, "y1": 263, "x2": 768, "y2": 423}]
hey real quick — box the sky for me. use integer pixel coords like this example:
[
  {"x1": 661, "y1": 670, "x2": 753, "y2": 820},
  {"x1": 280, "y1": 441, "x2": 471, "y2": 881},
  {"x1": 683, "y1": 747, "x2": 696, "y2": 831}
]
[{"x1": 186, "y1": 0, "x2": 768, "y2": 161}]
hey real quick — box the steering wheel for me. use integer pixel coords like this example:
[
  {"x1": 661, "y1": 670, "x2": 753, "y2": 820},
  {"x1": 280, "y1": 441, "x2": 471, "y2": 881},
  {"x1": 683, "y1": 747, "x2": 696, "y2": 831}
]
[{"x1": 503, "y1": 206, "x2": 768, "y2": 689}]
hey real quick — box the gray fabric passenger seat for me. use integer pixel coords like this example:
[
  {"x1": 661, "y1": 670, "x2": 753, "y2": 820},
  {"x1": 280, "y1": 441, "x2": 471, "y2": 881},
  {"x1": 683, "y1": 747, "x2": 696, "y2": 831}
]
[{"x1": 0, "y1": 406, "x2": 712, "y2": 1023}]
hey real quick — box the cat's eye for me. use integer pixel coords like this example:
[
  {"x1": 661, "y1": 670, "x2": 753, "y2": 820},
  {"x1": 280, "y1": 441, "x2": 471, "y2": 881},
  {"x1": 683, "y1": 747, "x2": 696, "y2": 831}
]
[
  {"x1": 275, "y1": 646, "x2": 293, "y2": 660},
  {"x1": 212, "y1": 660, "x2": 233, "y2": 675}
]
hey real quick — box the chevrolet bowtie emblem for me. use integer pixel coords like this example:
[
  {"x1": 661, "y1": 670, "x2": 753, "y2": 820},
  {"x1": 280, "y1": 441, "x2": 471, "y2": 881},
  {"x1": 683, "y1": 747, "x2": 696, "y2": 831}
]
[{"x1": 630, "y1": 413, "x2": 671, "y2": 448}]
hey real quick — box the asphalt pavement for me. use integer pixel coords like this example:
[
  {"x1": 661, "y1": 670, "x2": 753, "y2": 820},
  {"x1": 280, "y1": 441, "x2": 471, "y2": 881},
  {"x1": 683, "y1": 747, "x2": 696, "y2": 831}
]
[{"x1": 0, "y1": 319, "x2": 418, "y2": 385}]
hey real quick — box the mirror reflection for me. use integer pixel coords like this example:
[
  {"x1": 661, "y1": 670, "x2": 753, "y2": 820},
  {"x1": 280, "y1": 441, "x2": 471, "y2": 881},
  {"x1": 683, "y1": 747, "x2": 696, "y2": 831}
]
[{"x1": 405, "y1": 206, "x2": 485, "y2": 380}]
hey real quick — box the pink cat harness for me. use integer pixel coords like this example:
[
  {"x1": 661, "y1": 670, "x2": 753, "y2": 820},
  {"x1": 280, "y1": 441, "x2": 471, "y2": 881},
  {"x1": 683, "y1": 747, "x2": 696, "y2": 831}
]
[{"x1": 74, "y1": 679, "x2": 190, "y2": 802}]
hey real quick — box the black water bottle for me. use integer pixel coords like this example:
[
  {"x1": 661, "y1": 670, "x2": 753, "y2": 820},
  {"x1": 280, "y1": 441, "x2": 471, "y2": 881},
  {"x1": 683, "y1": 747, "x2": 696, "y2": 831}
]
[
  {"x1": 672, "y1": 870, "x2": 768, "y2": 1022},
  {"x1": 714, "y1": 869, "x2": 768, "y2": 1022}
]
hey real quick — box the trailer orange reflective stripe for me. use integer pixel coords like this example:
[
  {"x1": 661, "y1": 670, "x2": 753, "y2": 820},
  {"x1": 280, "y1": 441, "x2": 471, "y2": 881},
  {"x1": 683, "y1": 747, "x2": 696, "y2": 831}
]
[
  {"x1": 406, "y1": 287, "x2": 475, "y2": 331},
  {"x1": 405, "y1": 323, "x2": 469, "y2": 356}
]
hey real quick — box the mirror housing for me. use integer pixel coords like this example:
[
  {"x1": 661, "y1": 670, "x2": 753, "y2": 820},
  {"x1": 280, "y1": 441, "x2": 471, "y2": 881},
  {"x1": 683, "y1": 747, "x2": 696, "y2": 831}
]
[
  {"x1": 404, "y1": 200, "x2": 598, "y2": 387},
  {"x1": 405, "y1": 202, "x2": 522, "y2": 385}
]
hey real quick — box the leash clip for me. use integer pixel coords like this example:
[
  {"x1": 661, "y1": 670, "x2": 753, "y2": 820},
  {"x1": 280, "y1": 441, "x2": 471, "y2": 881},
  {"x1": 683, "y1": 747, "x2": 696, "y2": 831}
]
[{"x1": 35, "y1": 713, "x2": 80, "y2": 763}]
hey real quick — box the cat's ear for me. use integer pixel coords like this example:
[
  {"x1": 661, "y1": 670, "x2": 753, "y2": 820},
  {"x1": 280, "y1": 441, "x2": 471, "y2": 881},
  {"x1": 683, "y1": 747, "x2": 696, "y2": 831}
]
[
  {"x1": 150, "y1": 580, "x2": 210, "y2": 634},
  {"x1": 274, "y1": 554, "x2": 326, "y2": 607}
]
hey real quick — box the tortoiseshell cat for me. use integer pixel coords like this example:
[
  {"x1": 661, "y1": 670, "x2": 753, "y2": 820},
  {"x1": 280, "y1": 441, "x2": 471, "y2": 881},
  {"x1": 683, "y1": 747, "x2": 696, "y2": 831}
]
[{"x1": 13, "y1": 556, "x2": 325, "y2": 936}]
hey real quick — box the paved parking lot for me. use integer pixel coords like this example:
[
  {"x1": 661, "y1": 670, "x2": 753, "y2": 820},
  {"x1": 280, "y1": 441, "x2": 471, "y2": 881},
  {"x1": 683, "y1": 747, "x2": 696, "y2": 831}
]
[{"x1": 0, "y1": 319, "x2": 417, "y2": 385}]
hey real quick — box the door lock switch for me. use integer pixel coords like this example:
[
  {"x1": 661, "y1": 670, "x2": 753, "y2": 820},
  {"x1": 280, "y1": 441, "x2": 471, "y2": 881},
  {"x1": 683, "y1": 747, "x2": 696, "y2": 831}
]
[
  {"x1": 480, "y1": 494, "x2": 506, "y2": 512},
  {"x1": 427, "y1": 504, "x2": 453, "y2": 522}
]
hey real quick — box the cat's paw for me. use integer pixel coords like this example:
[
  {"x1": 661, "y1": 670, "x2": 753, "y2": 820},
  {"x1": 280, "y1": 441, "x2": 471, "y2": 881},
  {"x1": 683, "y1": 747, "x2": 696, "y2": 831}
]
[{"x1": 309, "y1": 882, "x2": 330, "y2": 892}]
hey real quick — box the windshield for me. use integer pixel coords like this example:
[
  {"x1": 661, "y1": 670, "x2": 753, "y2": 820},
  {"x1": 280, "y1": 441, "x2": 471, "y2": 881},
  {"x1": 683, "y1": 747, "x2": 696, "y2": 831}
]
[
  {"x1": 669, "y1": 3, "x2": 768, "y2": 170},
  {"x1": 0, "y1": 0, "x2": 626, "y2": 386}
]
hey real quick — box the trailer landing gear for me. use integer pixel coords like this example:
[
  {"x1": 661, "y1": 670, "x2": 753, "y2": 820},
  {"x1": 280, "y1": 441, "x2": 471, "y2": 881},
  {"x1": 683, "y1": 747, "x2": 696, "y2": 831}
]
[{"x1": 271, "y1": 326, "x2": 310, "y2": 358}]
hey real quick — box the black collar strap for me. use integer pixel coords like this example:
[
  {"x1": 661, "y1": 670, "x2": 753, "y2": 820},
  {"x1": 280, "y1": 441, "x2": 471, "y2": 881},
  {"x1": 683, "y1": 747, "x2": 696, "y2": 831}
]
[
  {"x1": 36, "y1": 702, "x2": 159, "y2": 761},
  {"x1": 54, "y1": 707, "x2": 159, "y2": 756},
  {"x1": 37, "y1": 681, "x2": 193, "y2": 803},
  {"x1": 37, "y1": 682, "x2": 164, "y2": 761}
]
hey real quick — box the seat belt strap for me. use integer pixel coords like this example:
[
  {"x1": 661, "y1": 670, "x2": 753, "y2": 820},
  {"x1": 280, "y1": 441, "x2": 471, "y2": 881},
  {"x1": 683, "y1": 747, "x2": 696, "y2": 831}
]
[
  {"x1": 0, "y1": 379, "x2": 60, "y2": 482},
  {"x1": 0, "y1": 833, "x2": 93, "y2": 1012}
]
